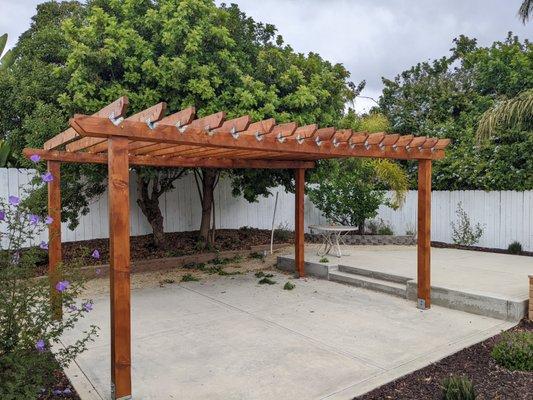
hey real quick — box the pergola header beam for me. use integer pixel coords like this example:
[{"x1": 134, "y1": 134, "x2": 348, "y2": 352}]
[
  {"x1": 70, "y1": 115, "x2": 446, "y2": 160},
  {"x1": 23, "y1": 148, "x2": 315, "y2": 169}
]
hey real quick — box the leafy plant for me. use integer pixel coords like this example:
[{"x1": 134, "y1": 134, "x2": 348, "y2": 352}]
[
  {"x1": 319, "y1": 256, "x2": 329, "y2": 263},
  {"x1": 0, "y1": 169, "x2": 98, "y2": 398},
  {"x1": 507, "y1": 241, "x2": 523, "y2": 255},
  {"x1": 255, "y1": 271, "x2": 265, "y2": 278},
  {"x1": 450, "y1": 202, "x2": 484, "y2": 246},
  {"x1": 273, "y1": 222, "x2": 293, "y2": 243},
  {"x1": 0, "y1": 140, "x2": 15, "y2": 167},
  {"x1": 283, "y1": 281, "x2": 295, "y2": 290},
  {"x1": 249, "y1": 251, "x2": 266, "y2": 261},
  {"x1": 491, "y1": 331, "x2": 533, "y2": 371},
  {"x1": 441, "y1": 375, "x2": 476, "y2": 400},
  {"x1": 0, "y1": 33, "x2": 14, "y2": 70}
]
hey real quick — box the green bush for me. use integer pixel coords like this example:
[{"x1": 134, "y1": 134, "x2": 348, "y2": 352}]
[
  {"x1": 0, "y1": 169, "x2": 98, "y2": 398},
  {"x1": 491, "y1": 331, "x2": 533, "y2": 371},
  {"x1": 507, "y1": 241, "x2": 523, "y2": 255},
  {"x1": 181, "y1": 274, "x2": 199, "y2": 282},
  {"x1": 377, "y1": 225, "x2": 394, "y2": 235},
  {"x1": 441, "y1": 375, "x2": 476, "y2": 400}
]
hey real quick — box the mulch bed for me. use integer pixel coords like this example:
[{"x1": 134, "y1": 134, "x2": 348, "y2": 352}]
[
  {"x1": 33, "y1": 228, "x2": 309, "y2": 274},
  {"x1": 432, "y1": 241, "x2": 533, "y2": 257},
  {"x1": 355, "y1": 319, "x2": 533, "y2": 400},
  {"x1": 38, "y1": 368, "x2": 79, "y2": 400}
]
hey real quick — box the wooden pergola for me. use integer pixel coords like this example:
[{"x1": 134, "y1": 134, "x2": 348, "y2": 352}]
[{"x1": 24, "y1": 96, "x2": 450, "y2": 400}]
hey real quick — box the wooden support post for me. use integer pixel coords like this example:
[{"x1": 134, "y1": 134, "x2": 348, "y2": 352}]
[
  {"x1": 417, "y1": 159, "x2": 432, "y2": 309},
  {"x1": 295, "y1": 168, "x2": 305, "y2": 277},
  {"x1": 47, "y1": 161, "x2": 62, "y2": 320},
  {"x1": 108, "y1": 137, "x2": 132, "y2": 399}
]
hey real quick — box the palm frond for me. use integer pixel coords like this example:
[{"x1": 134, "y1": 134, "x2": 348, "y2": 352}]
[
  {"x1": 518, "y1": 0, "x2": 533, "y2": 23},
  {"x1": 476, "y1": 89, "x2": 533, "y2": 142},
  {"x1": 368, "y1": 159, "x2": 409, "y2": 209}
]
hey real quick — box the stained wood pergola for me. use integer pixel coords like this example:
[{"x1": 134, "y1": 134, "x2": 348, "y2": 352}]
[{"x1": 24, "y1": 96, "x2": 450, "y2": 400}]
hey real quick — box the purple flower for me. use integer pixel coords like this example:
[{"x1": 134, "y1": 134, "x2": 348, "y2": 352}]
[
  {"x1": 91, "y1": 249, "x2": 100, "y2": 259},
  {"x1": 41, "y1": 171, "x2": 54, "y2": 183},
  {"x1": 55, "y1": 280, "x2": 70, "y2": 292},
  {"x1": 62, "y1": 388, "x2": 72, "y2": 395},
  {"x1": 0, "y1": 210, "x2": 5, "y2": 221},
  {"x1": 52, "y1": 389, "x2": 62, "y2": 396},
  {"x1": 8, "y1": 196, "x2": 20, "y2": 206},
  {"x1": 35, "y1": 339, "x2": 45, "y2": 352},
  {"x1": 30, "y1": 154, "x2": 41, "y2": 163},
  {"x1": 82, "y1": 302, "x2": 93, "y2": 312},
  {"x1": 29, "y1": 214, "x2": 40, "y2": 225},
  {"x1": 68, "y1": 304, "x2": 77, "y2": 312},
  {"x1": 44, "y1": 216, "x2": 53, "y2": 225},
  {"x1": 39, "y1": 241, "x2": 48, "y2": 250},
  {"x1": 95, "y1": 268, "x2": 101, "y2": 276}
]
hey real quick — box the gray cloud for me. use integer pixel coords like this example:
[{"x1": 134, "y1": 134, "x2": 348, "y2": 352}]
[{"x1": 1, "y1": 0, "x2": 531, "y2": 112}]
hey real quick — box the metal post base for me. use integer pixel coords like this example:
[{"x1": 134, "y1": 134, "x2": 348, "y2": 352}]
[{"x1": 417, "y1": 298, "x2": 429, "y2": 310}]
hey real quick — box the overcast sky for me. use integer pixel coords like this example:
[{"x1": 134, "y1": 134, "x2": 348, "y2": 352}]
[{"x1": 1, "y1": 0, "x2": 531, "y2": 112}]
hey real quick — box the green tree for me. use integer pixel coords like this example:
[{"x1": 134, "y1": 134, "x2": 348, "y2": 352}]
[
  {"x1": 1, "y1": 0, "x2": 357, "y2": 248},
  {"x1": 379, "y1": 34, "x2": 533, "y2": 191},
  {"x1": 308, "y1": 113, "x2": 408, "y2": 233}
]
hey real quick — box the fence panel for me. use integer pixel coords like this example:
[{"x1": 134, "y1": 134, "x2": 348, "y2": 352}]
[{"x1": 0, "y1": 168, "x2": 530, "y2": 251}]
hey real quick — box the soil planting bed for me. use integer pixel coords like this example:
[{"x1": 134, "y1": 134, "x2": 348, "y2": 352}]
[{"x1": 355, "y1": 319, "x2": 533, "y2": 400}]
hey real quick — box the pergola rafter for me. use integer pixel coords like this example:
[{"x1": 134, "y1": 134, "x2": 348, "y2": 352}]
[{"x1": 24, "y1": 96, "x2": 450, "y2": 400}]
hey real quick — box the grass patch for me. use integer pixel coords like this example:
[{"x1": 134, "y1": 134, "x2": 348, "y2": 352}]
[
  {"x1": 441, "y1": 375, "x2": 476, "y2": 400},
  {"x1": 258, "y1": 277, "x2": 276, "y2": 285},
  {"x1": 283, "y1": 281, "x2": 295, "y2": 290},
  {"x1": 181, "y1": 274, "x2": 200, "y2": 282}
]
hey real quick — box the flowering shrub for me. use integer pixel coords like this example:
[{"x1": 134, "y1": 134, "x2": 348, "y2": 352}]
[{"x1": 0, "y1": 166, "x2": 98, "y2": 398}]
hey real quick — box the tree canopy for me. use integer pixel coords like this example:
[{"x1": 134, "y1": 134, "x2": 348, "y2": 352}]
[
  {"x1": 379, "y1": 34, "x2": 533, "y2": 190},
  {"x1": 0, "y1": 0, "x2": 359, "y2": 242}
]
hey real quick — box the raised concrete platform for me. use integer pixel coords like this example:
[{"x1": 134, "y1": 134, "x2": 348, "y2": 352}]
[
  {"x1": 278, "y1": 245, "x2": 532, "y2": 321},
  {"x1": 60, "y1": 272, "x2": 514, "y2": 400}
]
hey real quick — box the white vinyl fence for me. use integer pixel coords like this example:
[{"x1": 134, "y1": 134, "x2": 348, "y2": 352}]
[{"x1": 0, "y1": 168, "x2": 531, "y2": 251}]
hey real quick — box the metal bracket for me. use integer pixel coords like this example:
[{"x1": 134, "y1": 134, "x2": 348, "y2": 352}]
[
  {"x1": 108, "y1": 112, "x2": 124, "y2": 126},
  {"x1": 417, "y1": 298, "x2": 427, "y2": 310}
]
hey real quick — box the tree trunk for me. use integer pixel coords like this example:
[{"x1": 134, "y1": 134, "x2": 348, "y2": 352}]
[
  {"x1": 198, "y1": 168, "x2": 217, "y2": 244},
  {"x1": 358, "y1": 219, "x2": 365, "y2": 234},
  {"x1": 136, "y1": 175, "x2": 167, "y2": 249}
]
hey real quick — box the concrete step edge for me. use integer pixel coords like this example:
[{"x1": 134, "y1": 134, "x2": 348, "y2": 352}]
[
  {"x1": 338, "y1": 264, "x2": 411, "y2": 284},
  {"x1": 329, "y1": 271, "x2": 407, "y2": 298}
]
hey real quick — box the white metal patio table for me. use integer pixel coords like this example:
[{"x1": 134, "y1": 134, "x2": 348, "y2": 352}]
[{"x1": 309, "y1": 225, "x2": 359, "y2": 258}]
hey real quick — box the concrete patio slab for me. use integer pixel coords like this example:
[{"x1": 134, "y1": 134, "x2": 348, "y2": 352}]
[
  {"x1": 60, "y1": 271, "x2": 514, "y2": 400},
  {"x1": 278, "y1": 245, "x2": 532, "y2": 320}
]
